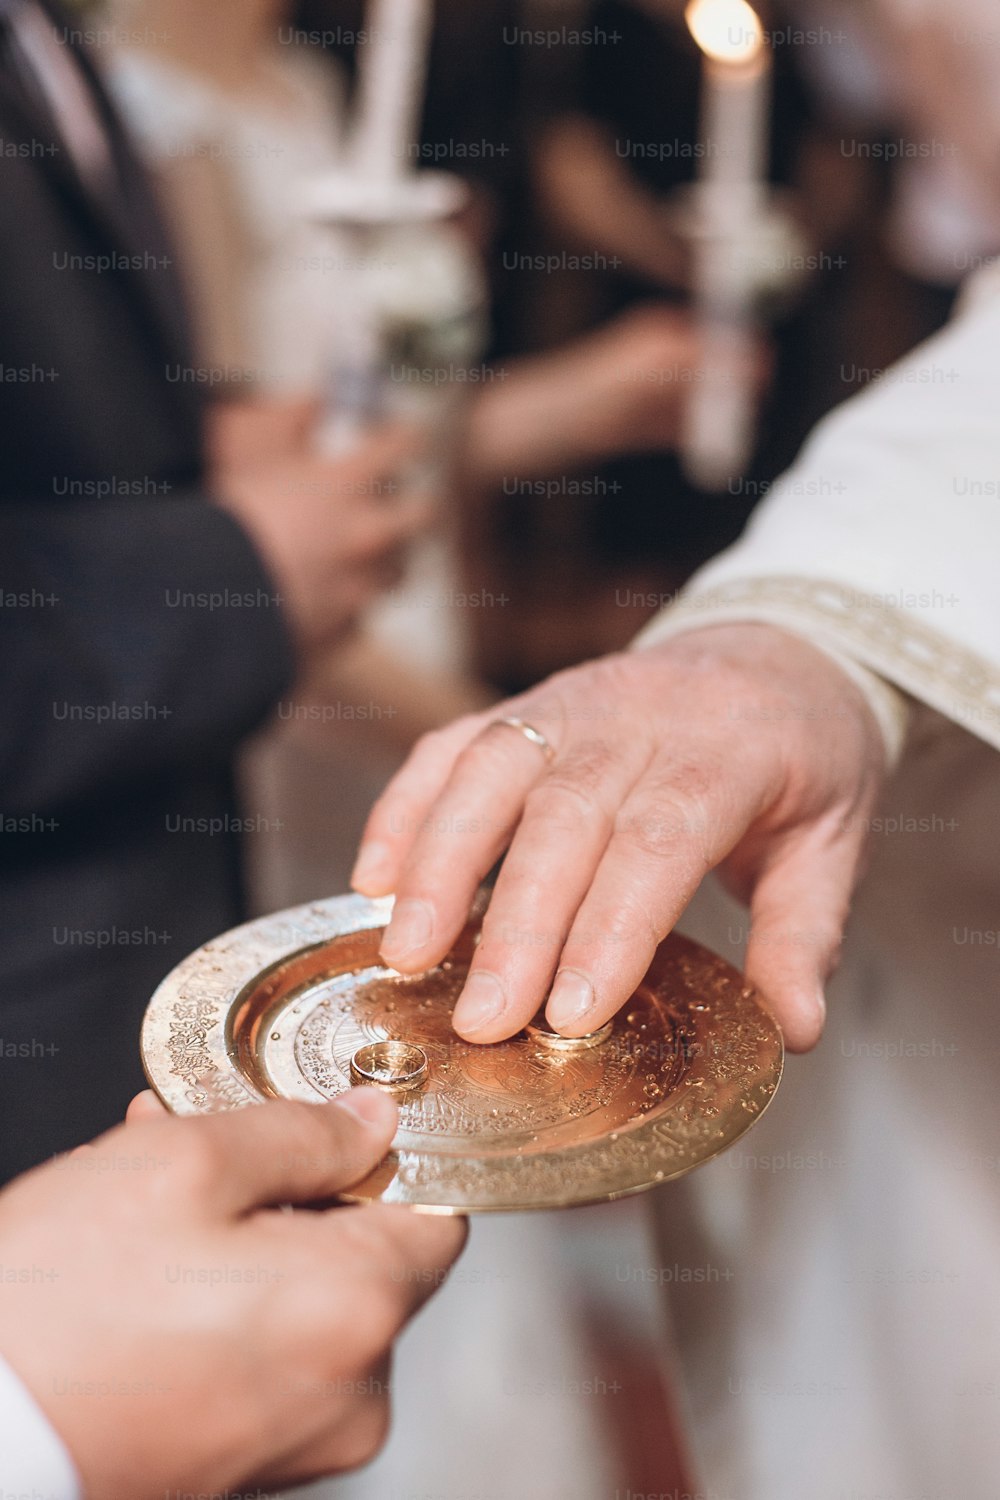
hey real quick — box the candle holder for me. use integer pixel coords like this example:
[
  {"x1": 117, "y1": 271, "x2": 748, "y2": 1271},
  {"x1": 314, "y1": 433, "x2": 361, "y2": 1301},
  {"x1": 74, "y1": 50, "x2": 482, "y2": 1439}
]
[
  {"x1": 297, "y1": 171, "x2": 489, "y2": 453},
  {"x1": 669, "y1": 183, "x2": 812, "y2": 490}
]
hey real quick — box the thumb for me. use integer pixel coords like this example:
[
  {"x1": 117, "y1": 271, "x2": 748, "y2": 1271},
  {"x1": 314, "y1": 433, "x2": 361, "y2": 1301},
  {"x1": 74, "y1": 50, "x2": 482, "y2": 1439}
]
[
  {"x1": 159, "y1": 1089, "x2": 399, "y2": 1218},
  {"x1": 742, "y1": 825, "x2": 860, "y2": 1053}
]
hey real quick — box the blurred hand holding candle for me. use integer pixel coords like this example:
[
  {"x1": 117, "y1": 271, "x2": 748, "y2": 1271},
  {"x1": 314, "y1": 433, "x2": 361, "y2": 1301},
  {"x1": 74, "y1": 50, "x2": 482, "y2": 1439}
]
[
  {"x1": 303, "y1": 0, "x2": 484, "y2": 459},
  {"x1": 299, "y1": 0, "x2": 487, "y2": 677}
]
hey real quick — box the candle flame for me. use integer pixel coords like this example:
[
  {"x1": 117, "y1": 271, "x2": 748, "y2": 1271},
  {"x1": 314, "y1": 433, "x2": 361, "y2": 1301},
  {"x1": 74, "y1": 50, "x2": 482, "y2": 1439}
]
[{"x1": 685, "y1": 0, "x2": 764, "y2": 65}]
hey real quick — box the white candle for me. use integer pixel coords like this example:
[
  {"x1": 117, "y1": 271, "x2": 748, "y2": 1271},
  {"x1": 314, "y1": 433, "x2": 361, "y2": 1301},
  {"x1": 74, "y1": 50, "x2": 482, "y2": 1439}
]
[
  {"x1": 688, "y1": 0, "x2": 770, "y2": 209},
  {"x1": 353, "y1": 0, "x2": 434, "y2": 182},
  {"x1": 683, "y1": 0, "x2": 772, "y2": 489}
]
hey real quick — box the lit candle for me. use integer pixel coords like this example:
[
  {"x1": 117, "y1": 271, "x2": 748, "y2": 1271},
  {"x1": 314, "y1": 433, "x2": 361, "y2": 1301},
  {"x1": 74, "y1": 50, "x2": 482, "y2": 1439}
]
[
  {"x1": 687, "y1": 0, "x2": 770, "y2": 210},
  {"x1": 683, "y1": 0, "x2": 772, "y2": 490},
  {"x1": 352, "y1": 0, "x2": 434, "y2": 182}
]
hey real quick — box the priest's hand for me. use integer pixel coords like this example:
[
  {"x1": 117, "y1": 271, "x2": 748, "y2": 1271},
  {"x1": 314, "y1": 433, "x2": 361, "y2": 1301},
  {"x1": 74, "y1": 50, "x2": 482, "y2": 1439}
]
[
  {"x1": 0, "y1": 1090, "x2": 465, "y2": 1498},
  {"x1": 352, "y1": 624, "x2": 888, "y2": 1053}
]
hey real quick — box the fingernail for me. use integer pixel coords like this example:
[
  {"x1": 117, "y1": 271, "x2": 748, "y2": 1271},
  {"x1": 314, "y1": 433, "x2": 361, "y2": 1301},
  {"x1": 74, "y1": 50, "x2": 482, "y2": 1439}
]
[
  {"x1": 380, "y1": 898, "x2": 434, "y2": 962},
  {"x1": 335, "y1": 1088, "x2": 397, "y2": 1128},
  {"x1": 546, "y1": 970, "x2": 595, "y2": 1032},
  {"x1": 351, "y1": 841, "x2": 391, "y2": 893},
  {"x1": 453, "y1": 972, "x2": 506, "y2": 1036}
]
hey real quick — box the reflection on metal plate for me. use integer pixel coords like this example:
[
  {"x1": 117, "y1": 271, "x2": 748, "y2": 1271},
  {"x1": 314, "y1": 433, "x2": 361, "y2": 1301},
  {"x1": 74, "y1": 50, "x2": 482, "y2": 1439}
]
[{"x1": 141, "y1": 894, "x2": 782, "y2": 1213}]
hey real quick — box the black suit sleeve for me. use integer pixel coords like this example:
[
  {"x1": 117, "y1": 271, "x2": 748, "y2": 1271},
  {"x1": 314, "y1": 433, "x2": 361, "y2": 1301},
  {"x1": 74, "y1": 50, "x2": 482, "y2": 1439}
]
[{"x1": 1, "y1": 495, "x2": 295, "y2": 818}]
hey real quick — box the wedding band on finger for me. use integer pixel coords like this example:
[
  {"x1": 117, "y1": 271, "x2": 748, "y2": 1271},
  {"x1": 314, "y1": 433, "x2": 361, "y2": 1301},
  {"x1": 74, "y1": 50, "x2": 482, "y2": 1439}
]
[{"x1": 490, "y1": 716, "x2": 556, "y2": 764}]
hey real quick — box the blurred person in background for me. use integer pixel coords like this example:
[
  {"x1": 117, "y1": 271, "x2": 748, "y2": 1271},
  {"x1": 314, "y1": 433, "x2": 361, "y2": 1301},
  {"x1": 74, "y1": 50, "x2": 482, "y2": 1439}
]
[
  {"x1": 0, "y1": 0, "x2": 432, "y2": 1179},
  {"x1": 413, "y1": 0, "x2": 1000, "y2": 686},
  {"x1": 299, "y1": 0, "x2": 797, "y2": 687},
  {"x1": 103, "y1": 0, "x2": 748, "y2": 907},
  {"x1": 104, "y1": 0, "x2": 349, "y2": 398},
  {"x1": 471, "y1": 0, "x2": 856, "y2": 686},
  {"x1": 101, "y1": 0, "x2": 497, "y2": 919}
]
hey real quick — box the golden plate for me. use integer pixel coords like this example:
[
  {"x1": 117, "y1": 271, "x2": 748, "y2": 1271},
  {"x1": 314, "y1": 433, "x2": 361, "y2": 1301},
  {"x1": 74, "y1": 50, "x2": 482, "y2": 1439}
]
[{"x1": 141, "y1": 894, "x2": 782, "y2": 1213}]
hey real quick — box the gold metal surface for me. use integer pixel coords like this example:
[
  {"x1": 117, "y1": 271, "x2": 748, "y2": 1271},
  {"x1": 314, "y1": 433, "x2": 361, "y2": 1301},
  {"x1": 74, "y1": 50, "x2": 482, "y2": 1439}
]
[{"x1": 140, "y1": 894, "x2": 783, "y2": 1213}]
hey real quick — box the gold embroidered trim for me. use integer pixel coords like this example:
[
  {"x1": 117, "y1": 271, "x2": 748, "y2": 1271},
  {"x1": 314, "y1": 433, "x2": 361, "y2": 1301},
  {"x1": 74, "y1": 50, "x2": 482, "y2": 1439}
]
[{"x1": 645, "y1": 575, "x2": 1000, "y2": 752}]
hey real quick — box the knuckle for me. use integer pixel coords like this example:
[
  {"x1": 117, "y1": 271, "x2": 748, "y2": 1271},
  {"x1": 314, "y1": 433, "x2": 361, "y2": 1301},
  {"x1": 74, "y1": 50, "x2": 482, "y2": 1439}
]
[
  {"x1": 371, "y1": 793, "x2": 414, "y2": 846},
  {"x1": 350, "y1": 1281, "x2": 407, "y2": 1354},
  {"x1": 589, "y1": 650, "x2": 645, "y2": 700},
  {"x1": 824, "y1": 939, "x2": 845, "y2": 978},
  {"x1": 279, "y1": 1100, "x2": 336, "y2": 1160},
  {"x1": 419, "y1": 1217, "x2": 469, "y2": 1267},
  {"x1": 391, "y1": 1210, "x2": 467, "y2": 1276},
  {"x1": 458, "y1": 727, "x2": 524, "y2": 780},
  {"x1": 336, "y1": 1223, "x2": 413, "y2": 1330},
  {"x1": 418, "y1": 714, "x2": 482, "y2": 763},
  {"x1": 550, "y1": 739, "x2": 616, "y2": 792},
  {"x1": 167, "y1": 1128, "x2": 224, "y2": 1196},
  {"x1": 616, "y1": 762, "x2": 719, "y2": 863},
  {"x1": 275, "y1": 1265, "x2": 333, "y2": 1343},
  {"x1": 615, "y1": 795, "x2": 701, "y2": 860},
  {"x1": 523, "y1": 778, "x2": 600, "y2": 835},
  {"x1": 590, "y1": 891, "x2": 660, "y2": 952},
  {"x1": 363, "y1": 791, "x2": 389, "y2": 829},
  {"x1": 411, "y1": 726, "x2": 451, "y2": 767},
  {"x1": 330, "y1": 1394, "x2": 392, "y2": 1472},
  {"x1": 655, "y1": 755, "x2": 718, "y2": 812},
  {"x1": 449, "y1": 711, "x2": 491, "y2": 743}
]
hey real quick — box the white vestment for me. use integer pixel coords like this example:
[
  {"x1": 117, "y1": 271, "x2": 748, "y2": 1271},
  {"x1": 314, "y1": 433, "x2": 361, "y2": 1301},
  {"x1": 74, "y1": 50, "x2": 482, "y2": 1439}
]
[{"x1": 639, "y1": 264, "x2": 1000, "y2": 1498}]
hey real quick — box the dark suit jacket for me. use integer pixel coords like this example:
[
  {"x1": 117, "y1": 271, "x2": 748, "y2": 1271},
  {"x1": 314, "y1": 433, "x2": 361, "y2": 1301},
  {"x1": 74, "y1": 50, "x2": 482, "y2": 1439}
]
[{"x1": 0, "y1": 5, "x2": 294, "y2": 1179}]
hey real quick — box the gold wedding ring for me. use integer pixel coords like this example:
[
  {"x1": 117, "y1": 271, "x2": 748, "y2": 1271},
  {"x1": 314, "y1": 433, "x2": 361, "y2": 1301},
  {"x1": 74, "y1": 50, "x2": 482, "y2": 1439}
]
[
  {"x1": 492, "y1": 716, "x2": 556, "y2": 763},
  {"x1": 525, "y1": 1014, "x2": 614, "y2": 1051},
  {"x1": 350, "y1": 1040, "x2": 429, "y2": 1093}
]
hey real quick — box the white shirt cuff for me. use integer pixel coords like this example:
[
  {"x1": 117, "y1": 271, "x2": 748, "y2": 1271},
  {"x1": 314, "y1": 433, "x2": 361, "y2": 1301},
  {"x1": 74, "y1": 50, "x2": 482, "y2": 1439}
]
[{"x1": 0, "y1": 1355, "x2": 81, "y2": 1500}]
